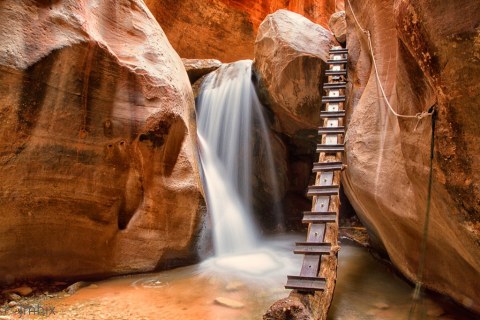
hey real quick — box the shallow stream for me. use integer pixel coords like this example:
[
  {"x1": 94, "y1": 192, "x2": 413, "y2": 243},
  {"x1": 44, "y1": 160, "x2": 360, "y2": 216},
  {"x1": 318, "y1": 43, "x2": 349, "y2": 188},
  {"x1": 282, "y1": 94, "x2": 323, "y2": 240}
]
[{"x1": 41, "y1": 234, "x2": 471, "y2": 319}]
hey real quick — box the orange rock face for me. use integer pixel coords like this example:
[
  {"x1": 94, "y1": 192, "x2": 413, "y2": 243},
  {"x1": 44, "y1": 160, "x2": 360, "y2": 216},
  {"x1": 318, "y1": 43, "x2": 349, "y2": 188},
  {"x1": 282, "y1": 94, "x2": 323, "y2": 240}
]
[
  {"x1": 0, "y1": 0, "x2": 206, "y2": 282},
  {"x1": 144, "y1": 0, "x2": 337, "y2": 62},
  {"x1": 344, "y1": 0, "x2": 480, "y2": 312}
]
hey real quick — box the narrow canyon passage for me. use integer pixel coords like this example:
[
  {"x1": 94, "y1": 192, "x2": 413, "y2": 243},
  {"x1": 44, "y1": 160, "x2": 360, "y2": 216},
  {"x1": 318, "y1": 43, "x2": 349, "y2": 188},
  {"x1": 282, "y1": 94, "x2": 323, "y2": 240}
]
[{"x1": 0, "y1": 0, "x2": 478, "y2": 319}]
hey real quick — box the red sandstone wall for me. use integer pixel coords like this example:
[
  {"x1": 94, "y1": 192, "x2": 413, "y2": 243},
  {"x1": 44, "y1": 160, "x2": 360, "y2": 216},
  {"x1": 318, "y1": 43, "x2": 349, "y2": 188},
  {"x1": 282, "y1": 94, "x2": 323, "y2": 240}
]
[{"x1": 145, "y1": 0, "x2": 338, "y2": 62}]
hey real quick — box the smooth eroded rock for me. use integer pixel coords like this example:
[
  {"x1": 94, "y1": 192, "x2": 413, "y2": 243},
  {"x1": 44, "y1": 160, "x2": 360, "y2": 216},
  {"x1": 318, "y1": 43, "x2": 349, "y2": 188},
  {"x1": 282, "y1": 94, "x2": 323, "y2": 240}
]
[
  {"x1": 0, "y1": 0, "x2": 206, "y2": 282},
  {"x1": 328, "y1": 11, "x2": 346, "y2": 43},
  {"x1": 182, "y1": 58, "x2": 222, "y2": 84},
  {"x1": 254, "y1": 9, "x2": 338, "y2": 136},
  {"x1": 344, "y1": 0, "x2": 480, "y2": 313}
]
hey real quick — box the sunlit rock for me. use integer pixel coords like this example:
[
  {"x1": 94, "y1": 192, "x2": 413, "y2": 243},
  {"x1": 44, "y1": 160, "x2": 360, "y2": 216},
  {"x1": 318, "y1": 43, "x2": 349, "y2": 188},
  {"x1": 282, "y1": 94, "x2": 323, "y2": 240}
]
[
  {"x1": 254, "y1": 9, "x2": 338, "y2": 136},
  {"x1": 0, "y1": 0, "x2": 206, "y2": 282},
  {"x1": 144, "y1": 0, "x2": 337, "y2": 62}
]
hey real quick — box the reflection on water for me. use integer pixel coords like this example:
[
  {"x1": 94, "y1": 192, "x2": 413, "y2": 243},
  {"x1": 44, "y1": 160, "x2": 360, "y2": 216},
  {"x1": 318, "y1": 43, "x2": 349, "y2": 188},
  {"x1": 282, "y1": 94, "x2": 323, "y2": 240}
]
[{"x1": 49, "y1": 235, "x2": 472, "y2": 319}]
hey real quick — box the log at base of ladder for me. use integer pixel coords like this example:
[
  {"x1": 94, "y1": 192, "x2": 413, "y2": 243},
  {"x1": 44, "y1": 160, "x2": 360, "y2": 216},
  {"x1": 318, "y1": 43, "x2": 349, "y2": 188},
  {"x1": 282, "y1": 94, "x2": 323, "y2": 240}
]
[
  {"x1": 264, "y1": 47, "x2": 345, "y2": 320},
  {"x1": 263, "y1": 178, "x2": 340, "y2": 320},
  {"x1": 263, "y1": 134, "x2": 341, "y2": 320}
]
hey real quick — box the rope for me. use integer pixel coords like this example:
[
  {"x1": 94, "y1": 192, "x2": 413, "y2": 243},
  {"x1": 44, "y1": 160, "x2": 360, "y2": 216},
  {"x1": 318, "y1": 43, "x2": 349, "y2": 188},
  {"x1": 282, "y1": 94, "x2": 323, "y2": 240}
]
[
  {"x1": 346, "y1": 0, "x2": 433, "y2": 121},
  {"x1": 346, "y1": 1, "x2": 439, "y2": 318},
  {"x1": 408, "y1": 107, "x2": 437, "y2": 319}
]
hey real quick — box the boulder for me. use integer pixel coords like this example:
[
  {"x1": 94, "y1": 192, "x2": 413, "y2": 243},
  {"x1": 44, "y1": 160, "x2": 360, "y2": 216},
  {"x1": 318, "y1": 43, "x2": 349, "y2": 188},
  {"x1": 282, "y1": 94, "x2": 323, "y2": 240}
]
[
  {"x1": 0, "y1": 0, "x2": 206, "y2": 283},
  {"x1": 328, "y1": 11, "x2": 346, "y2": 43},
  {"x1": 182, "y1": 58, "x2": 222, "y2": 84},
  {"x1": 144, "y1": 0, "x2": 337, "y2": 62},
  {"x1": 254, "y1": 9, "x2": 338, "y2": 136},
  {"x1": 344, "y1": 0, "x2": 480, "y2": 313}
]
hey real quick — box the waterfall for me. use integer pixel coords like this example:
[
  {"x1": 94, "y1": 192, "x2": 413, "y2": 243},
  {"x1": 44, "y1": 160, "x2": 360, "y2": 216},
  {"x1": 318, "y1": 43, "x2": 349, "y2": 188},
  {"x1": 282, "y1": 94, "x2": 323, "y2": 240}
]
[{"x1": 197, "y1": 60, "x2": 282, "y2": 256}]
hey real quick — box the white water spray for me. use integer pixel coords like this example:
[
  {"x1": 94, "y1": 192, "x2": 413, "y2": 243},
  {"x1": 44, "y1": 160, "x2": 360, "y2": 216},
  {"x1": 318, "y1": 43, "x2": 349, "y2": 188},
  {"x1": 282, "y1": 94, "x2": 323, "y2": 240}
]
[{"x1": 197, "y1": 60, "x2": 282, "y2": 256}]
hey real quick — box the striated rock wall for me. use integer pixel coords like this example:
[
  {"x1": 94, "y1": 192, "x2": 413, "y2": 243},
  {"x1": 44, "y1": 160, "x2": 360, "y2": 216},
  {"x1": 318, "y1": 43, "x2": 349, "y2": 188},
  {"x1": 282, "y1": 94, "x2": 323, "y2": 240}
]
[
  {"x1": 344, "y1": 0, "x2": 480, "y2": 312},
  {"x1": 144, "y1": 0, "x2": 338, "y2": 62},
  {"x1": 0, "y1": 0, "x2": 206, "y2": 282}
]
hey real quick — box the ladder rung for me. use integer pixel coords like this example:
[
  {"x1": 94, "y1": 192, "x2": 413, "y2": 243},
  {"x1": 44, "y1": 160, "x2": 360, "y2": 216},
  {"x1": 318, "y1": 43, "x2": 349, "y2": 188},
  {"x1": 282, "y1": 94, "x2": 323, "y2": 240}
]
[
  {"x1": 327, "y1": 59, "x2": 348, "y2": 64},
  {"x1": 285, "y1": 275, "x2": 326, "y2": 292},
  {"x1": 302, "y1": 213, "x2": 337, "y2": 223},
  {"x1": 307, "y1": 185, "x2": 339, "y2": 197},
  {"x1": 323, "y1": 82, "x2": 347, "y2": 89},
  {"x1": 312, "y1": 161, "x2": 343, "y2": 172},
  {"x1": 294, "y1": 242, "x2": 331, "y2": 255},
  {"x1": 316, "y1": 144, "x2": 345, "y2": 153},
  {"x1": 322, "y1": 96, "x2": 346, "y2": 103},
  {"x1": 320, "y1": 110, "x2": 345, "y2": 118},
  {"x1": 326, "y1": 70, "x2": 347, "y2": 76},
  {"x1": 329, "y1": 48, "x2": 348, "y2": 53},
  {"x1": 318, "y1": 126, "x2": 345, "y2": 135}
]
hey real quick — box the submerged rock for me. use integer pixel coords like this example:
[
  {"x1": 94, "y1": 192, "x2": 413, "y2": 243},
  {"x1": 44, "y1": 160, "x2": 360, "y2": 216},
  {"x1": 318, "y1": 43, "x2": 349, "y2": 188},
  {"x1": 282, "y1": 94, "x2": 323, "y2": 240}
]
[
  {"x1": 0, "y1": 0, "x2": 206, "y2": 282},
  {"x1": 2, "y1": 286, "x2": 33, "y2": 297},
  {"x1": 214, "y1": 297, "x2": 244, "y2": 309}
]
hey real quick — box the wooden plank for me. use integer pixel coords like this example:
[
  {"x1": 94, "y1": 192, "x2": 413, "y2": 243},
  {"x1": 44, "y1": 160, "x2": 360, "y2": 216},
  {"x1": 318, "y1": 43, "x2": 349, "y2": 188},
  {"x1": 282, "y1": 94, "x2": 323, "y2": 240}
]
[
  {"x1": 307, "y1": 223, "x2": 326, "y2": 242},
  {"x1": 294, "y1": 242, "x2": 331, "y2": 255},
  {"x1": 323, "y1": 82, "x2": 347, "y2": 89},
  {"x1": 319, "y1": 171, "x2": 334, "y2": 186},
  {"x1": 318, "y1": 127, "x2": 345, "y2": 135},
  {"x1": 316, "y1": 144, "x2": 345, "y2": 153},
  {"x1": 320, "y1": 110, "x2": 345, "y2": 118},
  {"x1": 302, "y1": 213, "x2": 336, "y2": 223},
  {"x1": 325, "y1": 70, "x2": 347, "y2": 76},
  {"x1": 326, "y1": 59, "x2": 348, "y2": 64},
  {"x1": 329, "y1": 48, "x2": 348, "y2": 53},
  {"x1": 285, "y1": 276, "x2": 326, "y2": 292},
  {"x1": 312, "y1": 161, "x2": 343, "y2": 172},
  {"x1": 299, "y1": 255, "x2": 321, "y2": 277},
  {"x1": 307, "y1": 185, "x2": 339, "y2": 197},
  {"x1": 313, "y1": 196, "x2": 330, "y2": 212},
  {"x1": 322, "y1": 96, "x2": 346, "y2": 103}
]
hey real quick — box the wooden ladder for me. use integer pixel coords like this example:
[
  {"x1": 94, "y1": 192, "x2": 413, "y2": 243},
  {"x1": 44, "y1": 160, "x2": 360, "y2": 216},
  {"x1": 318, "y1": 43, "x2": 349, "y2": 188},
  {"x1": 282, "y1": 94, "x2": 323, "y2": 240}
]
[{"x1": 285, "y1": 47, "x2": 348, "y2": 293}]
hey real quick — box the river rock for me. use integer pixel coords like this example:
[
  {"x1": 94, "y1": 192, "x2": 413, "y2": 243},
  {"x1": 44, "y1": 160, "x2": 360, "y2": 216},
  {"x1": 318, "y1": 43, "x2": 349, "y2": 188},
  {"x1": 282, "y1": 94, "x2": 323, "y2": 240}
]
[
  {"x1": 254, "y1": 9, "x2": 338, "y2": 136},
  {"x1": 0, "y1": 0, "x2": 206, "y2": 283},
  {"x1": 328, "y1": 11, "x2": 347, "y2": 43},
  {"x1": 225, "y1": 281, "x2": 244, "y2": 292},
  {"x1": 214, "y1": 297, "x2": 244, "y2": 309},
  {"x1": 4, "y1": 293, "x2": 21, "y2": 302},
  {"x1": 344, "y1": 0, "x2": 480, "y2": 313},
  {"x1": 3, "y1": 286, "x2": 33, "y2": 297},
  {"x1": 144, "y1": 0, "x2": 337, "y2": 62},
  {"x1": 65, "y1": 282, "x2": 89, "y2": 295}
]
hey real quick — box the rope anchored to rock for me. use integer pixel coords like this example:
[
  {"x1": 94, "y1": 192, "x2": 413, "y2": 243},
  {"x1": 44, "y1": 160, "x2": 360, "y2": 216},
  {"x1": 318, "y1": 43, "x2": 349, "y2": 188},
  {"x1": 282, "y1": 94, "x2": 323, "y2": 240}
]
[
  {"x1": 346, "y1": 0, "x2": 434, "y2": 124},
  {"x1": 346, "y1": 1, "x2": 439, "y2": 319}
]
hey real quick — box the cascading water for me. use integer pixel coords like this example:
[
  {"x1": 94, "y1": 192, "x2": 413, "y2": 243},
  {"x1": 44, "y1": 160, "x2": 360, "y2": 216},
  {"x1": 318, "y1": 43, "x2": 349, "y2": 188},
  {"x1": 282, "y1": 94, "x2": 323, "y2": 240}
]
[{"x1": 197, "y1": 60, "x2": 282, "y2": 256}]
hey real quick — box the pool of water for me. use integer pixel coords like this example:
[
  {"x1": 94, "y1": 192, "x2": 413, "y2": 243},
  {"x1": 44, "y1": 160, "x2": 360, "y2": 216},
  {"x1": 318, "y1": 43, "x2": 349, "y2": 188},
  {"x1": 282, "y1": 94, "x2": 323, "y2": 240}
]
[{"x1": 44, "y1": 234, "x2": 471, "y2": 319}]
